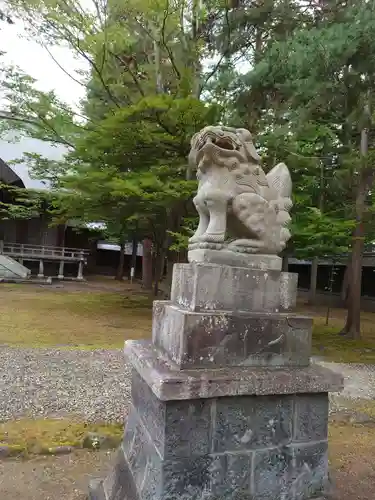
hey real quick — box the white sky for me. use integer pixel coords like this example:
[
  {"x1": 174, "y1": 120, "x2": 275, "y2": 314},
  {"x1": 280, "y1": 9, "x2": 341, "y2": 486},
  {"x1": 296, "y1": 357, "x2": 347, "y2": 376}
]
[
  {"x1": 1, "y1": 21, "x2": 87, "y2": 105},
  {"x1": 0, "y1": 13, "x2": 250, "y2": 109}
]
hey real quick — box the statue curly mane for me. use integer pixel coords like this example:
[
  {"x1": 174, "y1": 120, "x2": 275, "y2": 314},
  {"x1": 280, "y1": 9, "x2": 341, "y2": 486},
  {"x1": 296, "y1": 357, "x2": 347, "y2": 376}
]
[{"x1": 189, "y1": 126, "x2": 270, "y2": 192}]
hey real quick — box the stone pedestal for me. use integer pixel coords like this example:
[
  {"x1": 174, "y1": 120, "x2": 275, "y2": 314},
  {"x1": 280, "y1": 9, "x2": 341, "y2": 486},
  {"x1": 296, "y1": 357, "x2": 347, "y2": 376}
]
[{"x1": 89, "y1": 262, "x2": 343, "y2": 500}]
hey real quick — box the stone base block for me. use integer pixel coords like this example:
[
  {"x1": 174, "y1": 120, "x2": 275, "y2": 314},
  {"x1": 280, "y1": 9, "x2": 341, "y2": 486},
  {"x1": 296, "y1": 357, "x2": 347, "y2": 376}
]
[
  {"x1": 125, "y1": 340, "x2": 343, "y2": 401},
  {"x1": 171, "y1": 263, "x2": 298, "y2": 313},
  {"x1": 152, "y1": 302, "x2": 312, "y2": 369},
  {"x1": 188, "y1": 247, "x2": 282, "y2": 270},
  {"x1": 89, "y1": 367, "x2": 335, "y2": 500}
]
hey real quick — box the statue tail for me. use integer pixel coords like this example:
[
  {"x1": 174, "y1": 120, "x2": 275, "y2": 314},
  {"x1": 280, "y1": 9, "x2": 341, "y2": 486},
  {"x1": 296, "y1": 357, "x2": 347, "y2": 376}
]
[
  {"x1": 266, "y1": 163, "x2": 292, "y2": 199},
  {"x1": 266, "y1": 163, "x2": 293, "y2": 248}
]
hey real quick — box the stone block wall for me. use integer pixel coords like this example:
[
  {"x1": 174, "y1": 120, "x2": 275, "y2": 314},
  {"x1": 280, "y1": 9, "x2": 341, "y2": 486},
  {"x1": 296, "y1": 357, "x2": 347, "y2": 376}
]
[{"x1": 108, "y1": 370, "x2": 329, "y2": 500}]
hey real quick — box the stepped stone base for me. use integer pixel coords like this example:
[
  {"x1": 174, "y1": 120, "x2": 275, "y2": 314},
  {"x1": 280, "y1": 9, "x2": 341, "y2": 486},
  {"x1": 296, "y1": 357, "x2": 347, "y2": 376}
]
[
  {"x1": 171, "y1": 263, "x2": 297, "y2": 313},
  {"x1": 187, "y1": 248, "x2": 282, "y2": 271},
  {"x1": 88, "y1": 262, "x2": 343, "y2": 500},
  {"x1": 125, "y1": 340, "x2": 342, "y2": 401},
  {"x1": 89, "y1": 344, "x2": 338, "y2": 500},
  {"x1": 152, "y1": 302, "x2": 312, "y2": 368}
]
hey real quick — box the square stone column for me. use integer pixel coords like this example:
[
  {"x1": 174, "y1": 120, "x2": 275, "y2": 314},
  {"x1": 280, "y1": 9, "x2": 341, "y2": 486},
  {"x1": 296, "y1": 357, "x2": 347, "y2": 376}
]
[{"x1": 89, "y1": 262, "x2": 343, "y2": 500}]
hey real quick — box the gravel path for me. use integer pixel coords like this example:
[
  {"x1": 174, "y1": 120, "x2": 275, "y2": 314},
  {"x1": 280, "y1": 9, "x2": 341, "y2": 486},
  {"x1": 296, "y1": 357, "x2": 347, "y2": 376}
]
[
  {"x1": 316, "y1": 359, "x2": 375, "y2": 400},
  {"x1": 1, "y1": 346, "x2": 375, "y2": 424},
  {"x1": 0, "y1": 347, "x2": 130, "y2": 422}
]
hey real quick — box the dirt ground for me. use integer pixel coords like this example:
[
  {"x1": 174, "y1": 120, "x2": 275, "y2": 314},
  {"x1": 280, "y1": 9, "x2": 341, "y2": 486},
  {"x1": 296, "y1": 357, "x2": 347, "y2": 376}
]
[
  {"x1": 0, "y1": 428, "x2": 374, "y2": 500},
  {"x1": 333, "y1": 463, "x2": 375, "y2": 500},
  {"x1": 329, "y1": 422, "x2": 375, "y2": 500},
  {"x1": 0, "y1": 450, "x2": 116, "y2": 500}
]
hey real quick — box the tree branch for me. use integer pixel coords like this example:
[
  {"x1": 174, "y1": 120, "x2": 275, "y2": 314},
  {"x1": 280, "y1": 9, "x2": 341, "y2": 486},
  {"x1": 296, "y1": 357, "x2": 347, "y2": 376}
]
[
  {"x1": 0, "y1": 112, "x2": 74, "y2": 148},
  {"x1": 44, "y1": 17, "x2": 122, "y2": 109},
  {"x1": 42, "y1": 42, "x2": 87, "y2": 89},
  {"x1": 109, "y1": 50, "x2": 146, "y2": 98},
  {"x1": 199, "y1": 7, "x2": 232, "y2": 95},
  {"x1": 160, "y1": 0, "x2": 181, "y2": 81}
]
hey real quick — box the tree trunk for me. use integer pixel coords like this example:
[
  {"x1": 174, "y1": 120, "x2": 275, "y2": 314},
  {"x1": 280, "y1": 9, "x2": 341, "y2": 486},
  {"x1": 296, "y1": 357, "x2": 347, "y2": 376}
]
[
  {"x1": 160, "y1": 249, "x2": 179, "y2": 297},
  {"x1": 115, "y1": 241, "x2": 125, "y2": 281},
  {"x1": 153, "y1": 40, "x2": 163, "y2": 93},
  {"x1": 309, "y1": 257, "x2": 319, "y2": 305},
  {"x1": 341, "y1": 122, "x2": 371, "y2": 338},
  {"x1": 129, "y1": 236, "x2": 138, "y2": 280},
  {"x1": 167, "y1": 248, "x2": 177, "y2": 275},
  {"x1": 340, "y1": 259, "x2": 351, "y2": 305},
  {"x1": 153, "y1": 246, "x2": 166, "y2": 297},
  {"x1": 309, "y1": 159, "x2": 325, "y2": 305},
  {"x1": 142, "y1": 238, "x2": 153, "y2": 289},
  {"x1": 340, "y1": 223, "x2": 364, "y2": 338}
]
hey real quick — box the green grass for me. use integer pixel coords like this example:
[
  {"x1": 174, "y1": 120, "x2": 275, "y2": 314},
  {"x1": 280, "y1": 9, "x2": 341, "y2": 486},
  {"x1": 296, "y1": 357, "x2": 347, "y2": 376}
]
[
  {"x1": 297, "y1": 303, "x2": 375, "y2": 363},
  {"x1": 0, "y1": 419, "x2": 123, "y2": 456},
  {"x1": 2, "y1": 282, "x2": 375, "y2": 362},
  {"x1": 0, "y1": 284, "x2": 152, "y2": 348},
  {"x1": 312, "y1": 323, "x2": 375, "y2": 363}
]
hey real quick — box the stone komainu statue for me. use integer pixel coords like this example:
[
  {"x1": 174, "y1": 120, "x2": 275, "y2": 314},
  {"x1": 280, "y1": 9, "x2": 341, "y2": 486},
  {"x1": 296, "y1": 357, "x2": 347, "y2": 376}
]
[{"x1": 188, "y1": 125, "x2": 292, "y2": 255}]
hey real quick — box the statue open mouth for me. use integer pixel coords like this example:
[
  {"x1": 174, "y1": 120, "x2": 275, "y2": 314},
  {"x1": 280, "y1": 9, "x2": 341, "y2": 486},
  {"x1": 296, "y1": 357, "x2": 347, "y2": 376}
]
[
  {"x1": 197, "y1": 135, "x2": 239, "y2": 152},
  {"x1": 211, "y1": 137, "x2": 236, "y2": 150}
]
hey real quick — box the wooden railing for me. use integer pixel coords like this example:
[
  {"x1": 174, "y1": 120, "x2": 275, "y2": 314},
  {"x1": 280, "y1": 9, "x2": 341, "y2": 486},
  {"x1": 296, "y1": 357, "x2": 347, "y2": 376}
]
[{"x1": 0, "y1": 241, "x2": 89, "y2": 263}]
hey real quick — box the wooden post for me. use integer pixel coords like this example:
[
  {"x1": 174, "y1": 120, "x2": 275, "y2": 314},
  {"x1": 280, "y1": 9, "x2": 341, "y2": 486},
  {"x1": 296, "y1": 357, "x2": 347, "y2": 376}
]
[
  {"x1": 58, "y1": 260, "x2": 65, "y2": 280},
  {"x1": 38, "y1": 259, "x2": 44, "y2": 278},
  {"x1": 142, "y1": 238, "x2": 153, "y2": 289},
  {"x1": 77, "y1": 251, "x2": 84, "y2": 280},
  {"x1": 20, "y1": 244, "x2": 24, "y2": 266},
  {"x1": 129, "y1": 236, "x2": 138, "y2": 280},
  {"x1": 309, "y1": 257, "x2": 319, "y2": 305}
]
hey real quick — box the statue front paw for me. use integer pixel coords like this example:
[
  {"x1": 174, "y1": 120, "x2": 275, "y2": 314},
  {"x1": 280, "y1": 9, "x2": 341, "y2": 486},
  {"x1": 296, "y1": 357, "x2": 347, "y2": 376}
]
[
  {"x1": 189, "y1": 234, "x2": 200, "y2": 243},
  {"x1": 196, "y1": 232, "x2": 226, "y2": 243}
]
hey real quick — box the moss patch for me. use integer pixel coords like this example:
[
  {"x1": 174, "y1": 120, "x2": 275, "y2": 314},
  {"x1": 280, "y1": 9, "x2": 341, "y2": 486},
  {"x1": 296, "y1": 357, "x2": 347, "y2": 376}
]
[
  {"x1": 0, "y1": 419, "x2": 124, "y2": 457},
  {"x1": 0, "y1": 285, "x2": 152, "y2": 348}
]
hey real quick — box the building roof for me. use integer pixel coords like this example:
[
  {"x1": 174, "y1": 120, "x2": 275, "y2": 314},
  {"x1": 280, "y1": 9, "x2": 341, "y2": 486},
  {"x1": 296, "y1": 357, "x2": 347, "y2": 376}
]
[
  {"x1": 0, "y1": 133, "x2": 68, "y2": 190},
  {"x1": 0, "y1": 157, "x2": 22, "y2": 186}
]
